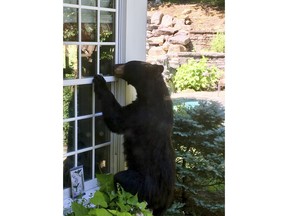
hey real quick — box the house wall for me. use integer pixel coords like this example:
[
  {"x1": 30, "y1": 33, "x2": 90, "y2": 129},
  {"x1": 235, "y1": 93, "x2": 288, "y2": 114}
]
[{"x1": 111, "y1": 0, "x2": 148, "y2": 172}]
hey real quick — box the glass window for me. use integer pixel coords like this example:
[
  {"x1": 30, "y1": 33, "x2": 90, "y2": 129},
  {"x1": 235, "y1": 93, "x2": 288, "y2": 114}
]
[{"x1": 63, "y1": 0, "x2": 118, "y2": 196}]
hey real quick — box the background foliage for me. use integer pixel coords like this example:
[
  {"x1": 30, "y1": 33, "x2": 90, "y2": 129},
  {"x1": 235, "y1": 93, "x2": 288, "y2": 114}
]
[
  {"x1": 210, "y1": 32, "x2": 225, "y2": 53},
  {"x1": 172, "y1": 57, "x2": 222, "y2": 92},
  {"x1": 167, "y1": 100, "x2": 225, "y2": 216}
]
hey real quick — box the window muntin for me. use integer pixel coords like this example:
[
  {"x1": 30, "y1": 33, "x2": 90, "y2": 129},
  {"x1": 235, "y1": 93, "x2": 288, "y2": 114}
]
[{"x1": 63, "y1": 0, "x2": 117, "y2": 196}]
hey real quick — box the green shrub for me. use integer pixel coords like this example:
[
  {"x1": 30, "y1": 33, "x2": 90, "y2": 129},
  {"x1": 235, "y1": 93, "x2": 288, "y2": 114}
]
[
  {"x1": 173, "y1": 57, "x2": 222, "y2": 92},
  {"x1": 210, "y1": 32, "x2": 225, "y2": 53},
  {"x1": 168, "y1": 100, "x2": 225, "y2": 216},
  {"x1": 66, "y1": 174, "x2": 153, "y2": 216}
]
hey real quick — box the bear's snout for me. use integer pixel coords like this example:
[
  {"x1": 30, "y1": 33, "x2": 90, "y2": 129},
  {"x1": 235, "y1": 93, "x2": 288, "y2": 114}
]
[{"x1": 114, "y1": 64, "x2": 125, "y2": 78}]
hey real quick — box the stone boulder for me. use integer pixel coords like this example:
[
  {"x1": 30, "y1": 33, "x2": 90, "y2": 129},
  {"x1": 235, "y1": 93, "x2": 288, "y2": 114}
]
[
  {"x1": 150, "y1": 11, "x2": 164, "y2": 25},
  {"x1": 148, "y1": 46, "x2": 166, "y2": 56},
  {"x1": 168, "y1": 34, "x2": 191, "y2": 45},
  {"x1": 147, "y1": 35, "x2": 165, "y2": 46},
  {"x1": 167, "y1": 44, "x2": 187, "y2": 53},
  {"x1": 153, "y1": 27, "x2": 178, "y2": 37},
  {"x1": 160, "y1": 14, "x2": 173, "y2": 28}
]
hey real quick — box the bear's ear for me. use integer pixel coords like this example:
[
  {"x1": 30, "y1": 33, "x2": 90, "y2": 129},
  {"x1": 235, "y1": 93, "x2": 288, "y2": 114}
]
[{"x1": 155, "y1": 64, "x2": 164, "y2": 75}]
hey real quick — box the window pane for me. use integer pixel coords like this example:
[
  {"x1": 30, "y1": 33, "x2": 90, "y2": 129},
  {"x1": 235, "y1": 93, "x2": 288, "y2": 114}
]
[
  {"x1": 63, "y1": 45, "x2": 78, "y2": 79},
  {"x1": 63, "y1": 155, "x2": 75, "y2": 188},
  {"x1": 82, "y1": 9, "x2": 97, "y2": 42},
  {"x1": 78, "y1": 151, "x2": 93, "y2": 181},
  {"x1": 64, "y1": 0, "x2": 78, "y2": 4},
  {"x1": 81, "y1": 45, "x2": 97, "y2": 77},
  {"x1": 78, "y1": 84, "x2": 92, "y2": 115},
  {"x1": 82, "y1": 0, "x2": 97, "y2": 6},
  {"x1": 63, "y1": 7, "x2": 78, "y2": 41},
  {"x1": 100, "y1": 45, "x2": 115, "y2": 75},
  {"x1": 100, "y1": 0, "x2": 115, "y2": 8},
  {"x1": 64, "y1": 121, "x2": 75, "y2": 153},
  {"x1": 78, "y1": 118, "x2": 93, "y2": 150},
  {"x1": 63, "y1": 86, "x2": 75, "y2": 118},
  {"x1": 95, "y1": 146, "x2": 110, "y2": 174},
  {"x1": 100, "y1": 11, "x2": 115, "y2": 42},
  {"x1": 95, "y1": 116, "x2": 110, "y2": 145}
]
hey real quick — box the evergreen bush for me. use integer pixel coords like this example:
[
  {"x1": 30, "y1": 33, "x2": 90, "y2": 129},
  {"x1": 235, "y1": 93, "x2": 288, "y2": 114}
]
[{"x1": 168, "y1": 100, "x2": 225, "y2": 216}]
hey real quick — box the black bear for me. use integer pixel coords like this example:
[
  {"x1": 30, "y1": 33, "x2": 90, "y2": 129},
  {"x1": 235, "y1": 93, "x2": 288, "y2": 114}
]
[{"x1": 93, "y1": 61, "x2": 175, "y2": 216}]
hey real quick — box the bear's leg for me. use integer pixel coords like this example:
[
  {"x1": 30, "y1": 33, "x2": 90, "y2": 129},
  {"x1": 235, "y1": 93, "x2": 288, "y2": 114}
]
[
  {"x1": 114, "y1": 170, "x2": 144, "y2": 197},
  {"x1": 93, "y1": 75, "x2": 125, "y2": 133},
  {"x1": 114, "y1": 170, "x2": 167, "y2": 216}
]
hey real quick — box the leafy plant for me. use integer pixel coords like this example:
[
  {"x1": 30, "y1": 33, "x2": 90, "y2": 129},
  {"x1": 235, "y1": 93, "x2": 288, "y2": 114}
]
[
  {"x1": 210, "y1": 32, "x2": 225, "y2": 53},
  {"x1": 66, "y1": 174, "x2": 153, "y2": 216},
  {"x1": 173, "y1": 57, "x2": 222, "y2": 92},
  {"x1": 170, "y1": 100, "x2": 225, "y2": 216}
]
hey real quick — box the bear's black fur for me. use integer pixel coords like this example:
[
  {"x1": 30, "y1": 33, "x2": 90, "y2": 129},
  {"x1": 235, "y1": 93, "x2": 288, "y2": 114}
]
[{"x1": 93, "y1": 61, "x2": 175, "y2": 216}]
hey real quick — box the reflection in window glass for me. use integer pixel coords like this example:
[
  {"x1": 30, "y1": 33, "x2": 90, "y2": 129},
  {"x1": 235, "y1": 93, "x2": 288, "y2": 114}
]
[
  {"x1": 81, "y1": 45, "x2": 97, "y2": 77},
  {"x1": 100, "y1": 45, "x2": 115, "y2": 75},
  {"x1": 78, "y1": 151, "x2": 93, "y2": 181},
  {"x1": 64, "y1": 0, "x2": 78, "y2": 4},
  {"x1": 63, "y1": 7, "x2": 78, "y2": 41},
  {"x1": 63, "y1": 86, "x2": 75, "y2": 118},
  {"x1": 82, "y1": 0, "x2": 97, "y2": 6},
  {"x1": 78, "y1": 118, "x2": 93, "y2": 150},
  {"x1": 95, "y1": 146, "x2": 110, "y2": 174},
  {"x1": 63, "y1": 45, "x2": 78, "y2": 79},
  {"x1": 63, "y1": 155, "x2": 75, "y2": 188},
  {"x1": 100, "y1": 11, "x2": 115, "y2": 42},
  {"x1": 100, "y1": 0, "x2": 115, "y2": 8},
  {"x1": 82, "y1": 9, "x2": 97, "y2": 42},
  {"x1": 63, "y1": 121, "x2": 75, "y2": 153},
  {"x1": 95, "y1": 116, "x2": 110, "y2": 145},
  {"x1": 78, "y1": 85, "x2": 92, "y2": 116}
]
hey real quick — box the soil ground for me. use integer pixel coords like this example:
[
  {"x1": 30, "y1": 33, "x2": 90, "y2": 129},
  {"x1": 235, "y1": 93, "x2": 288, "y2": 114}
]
[{"x1": 147, "y1": 2, "x2": 225, "y2": 31}]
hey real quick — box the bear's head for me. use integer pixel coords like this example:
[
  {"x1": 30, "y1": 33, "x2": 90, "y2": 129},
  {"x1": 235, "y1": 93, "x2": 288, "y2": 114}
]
[{"x1": 113, "y1": 61, "x2": 164, "y2": 88}]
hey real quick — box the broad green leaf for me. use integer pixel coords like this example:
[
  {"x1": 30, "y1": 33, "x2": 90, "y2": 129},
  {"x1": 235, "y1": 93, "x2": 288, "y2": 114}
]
[
  {"x1": 141, "y1": 209, "x2": 153, "y2": 216},
  {"x1": 116, "y1": 201, "x2": 131, "y2": 212},
  {"x1": 71, "y1": 202, "x2": 89, "y2": 216},
  {"x1": 116, "y1": 212, "x2": 132, "y2": 216},
  {"x1": 106, "y1": 209, "x2": 117, "y2": 215},
  {"x1": 127, "y1": 194, "x2": 138, "y2": 205},
  {"x1": 96, "y1": 174, "x2": 114, "y2": 192},
  {"x1": 137, "y1": 201, "x2": 148, "y2": 210},
  {"x1": 88, "y1": 208, "x2": 112, "y2": 216},
  {"x1": 90, "y1": 191, "x2": 108, "y2": 208}
]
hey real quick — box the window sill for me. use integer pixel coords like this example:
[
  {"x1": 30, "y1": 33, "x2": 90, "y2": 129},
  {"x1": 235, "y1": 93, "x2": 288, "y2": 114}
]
[{"x1": 63, "y1": 179, "x2": 99, "y2": 215}]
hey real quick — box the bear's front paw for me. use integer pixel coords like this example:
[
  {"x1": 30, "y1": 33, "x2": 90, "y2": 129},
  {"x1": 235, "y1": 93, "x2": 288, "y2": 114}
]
[{"x1": 93, "y1": 75, "x2": 109, "y2": 97}]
